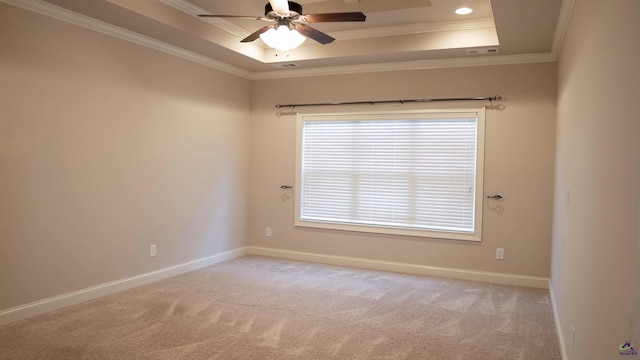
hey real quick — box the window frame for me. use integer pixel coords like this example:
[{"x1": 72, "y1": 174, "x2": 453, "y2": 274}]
[{"x1": 295, "y1": 107, "x2": 485, "y2": 242}]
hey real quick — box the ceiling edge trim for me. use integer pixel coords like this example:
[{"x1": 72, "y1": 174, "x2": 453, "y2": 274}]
[
  {"x1": 1, "y1": 0, "x2": 253, "y2": 80},
  {"x1": 333, "y1": 19, "x2": 496, "y2": 41},
  {"x1": 249, "y1": 53, "x2": 558, "y2": 80},
  {"x1": 158, "y1": 0, "x2": 251, "y2": 39},
  {"x1": 550, "y1": 0, "x2": 576, "y2": 58}
]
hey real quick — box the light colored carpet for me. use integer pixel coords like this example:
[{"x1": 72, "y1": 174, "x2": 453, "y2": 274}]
[{"x1": 0, "y1": 256, "x2": 560, "y2": 359}]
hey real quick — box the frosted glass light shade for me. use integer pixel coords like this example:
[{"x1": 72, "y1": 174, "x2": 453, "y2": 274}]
[{"x1": 260, "y1": 25, "x2": 306, "y2": 51}]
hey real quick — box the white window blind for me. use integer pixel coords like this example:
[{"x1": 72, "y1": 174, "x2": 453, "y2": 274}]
[{"x1": 295, "y1": 110, "x2": 485, "y2": 241}]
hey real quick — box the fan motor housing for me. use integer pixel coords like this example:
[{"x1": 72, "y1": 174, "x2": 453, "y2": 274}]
[{"x1": 265, "y1": 1, "x2": 303, "y2": 17}]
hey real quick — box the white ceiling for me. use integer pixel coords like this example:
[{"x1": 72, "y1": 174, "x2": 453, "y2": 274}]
[{"x1": 6, "y1": 0, "x2": 567, "y2": 79}]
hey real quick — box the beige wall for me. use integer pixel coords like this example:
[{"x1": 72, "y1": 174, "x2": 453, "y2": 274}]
[
  {"x1": 0, "y1": 4, "x2": 251, "y2": 310},
  {"x1": 552, "y1": 0, "x2": 640, "y2": 359},
  {"x1": 250, "y1": 63, "x2": 557, "y2": 277}
]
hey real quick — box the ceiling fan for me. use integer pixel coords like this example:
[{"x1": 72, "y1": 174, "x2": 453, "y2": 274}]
[{"x1": 197, "y1": 0, "x2": 366, "y2": 48}]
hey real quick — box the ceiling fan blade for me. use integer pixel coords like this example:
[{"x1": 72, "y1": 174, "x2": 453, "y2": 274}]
[
  {"x1": 241, "y1": 25, "x2": 273, "y2": 43},
  {"x1": 269, "y1": 0, "x2": 290, "y2": 15},
  {"x1": 197, "y1": 14, "x2": 269, "y2": 21},
  {"x1": 304, "y1": 12, "x2": 366, "y2": 22},
  {"x1": 295, "y1": 24, "x2": 335, "y2": 44}
]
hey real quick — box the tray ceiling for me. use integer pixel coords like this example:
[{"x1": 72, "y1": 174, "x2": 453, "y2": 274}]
[{"x1": 3, "y1": 0, "x2": 566, "y2": 78}]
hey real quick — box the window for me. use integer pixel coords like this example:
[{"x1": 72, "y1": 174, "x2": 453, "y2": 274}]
[{"x1": 295, "y1": 109, "x2": 485, "y2": 241}]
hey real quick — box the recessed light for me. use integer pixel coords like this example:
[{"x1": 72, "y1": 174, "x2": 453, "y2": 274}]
[{"x1": 455, "y1": 7, "x2": 473, "y2": 15}]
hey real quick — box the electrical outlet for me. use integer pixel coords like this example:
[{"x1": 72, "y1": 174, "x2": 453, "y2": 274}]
[
  {"x1": 150, "y1": 244, "x2": 157, "y2": 257},
  {"x1": 266, "y1": 227, "x2": 272, "y2": 237},
  {"x1": 496, "y1": 248, "x2": 504, "y2": 260}
]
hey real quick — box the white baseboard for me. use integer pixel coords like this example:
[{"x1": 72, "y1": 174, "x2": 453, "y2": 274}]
[
  {"x1": 0, "y1": 247, "x2": 247, "y2": 327},
  {"x1": 549, "y1": 281, "x2": 568, "y2": 360},
  {"x1": 0, "y1": 246, "x2": 550, "y2": 327},
  {"x1": 246, "y1": 246, "x2": 550, "y2": 289}
]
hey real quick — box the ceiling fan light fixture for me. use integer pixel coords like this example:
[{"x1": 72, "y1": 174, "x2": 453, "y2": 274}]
[
  {"x1": 455, "y1": 7, "x2": 473, "y2": 15},
  {"x1": 260, "y1": 25, "x2": 306, "y2": 51}
]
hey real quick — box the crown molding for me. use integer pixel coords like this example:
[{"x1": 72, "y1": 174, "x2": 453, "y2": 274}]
[
  {"x1": 551, "y1": 0, "x2": 576, "y2": 59},
  {"x1": 158, "y1": 0, "x2": 252, "y2": 39},
  {"x1": 333, "y1": 18, "x2": 496, "y2": 41},
  {"x1": 249, "y1": 52, "x2": 557, "y2": 80},
  {"x1": 1, "y1": 0, "x2": 253, "y2": 79}
]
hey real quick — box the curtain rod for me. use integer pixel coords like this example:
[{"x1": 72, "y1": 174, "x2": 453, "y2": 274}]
[{"x1": 275, "y1": 95, "x2": 502, "y2": 109}]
